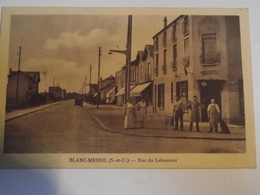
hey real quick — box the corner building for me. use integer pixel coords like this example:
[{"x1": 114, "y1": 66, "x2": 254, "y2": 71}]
[{"x1": 153, "y1": 15, "x2": 244, "y2": 123}]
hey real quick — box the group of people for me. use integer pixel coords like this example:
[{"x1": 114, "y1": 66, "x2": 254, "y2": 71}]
[
  {"x1": 172, "y1": 95, "x2": 220, "y2": 133},
  {"x1": 124, "y1": 98, "x2": 147, "y2": 129},
  {"x1": 123, "y1": 95, "x2": 221, "y2": 133}
]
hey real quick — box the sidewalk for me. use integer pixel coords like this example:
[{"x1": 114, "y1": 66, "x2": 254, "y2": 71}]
[
  {"x1": 4, "y1": 101, "x2": 246, "y2": 140},
  {"x1": 85, "y1": 103, "x2": 246, "y2": 140},
  {"x1": 5, "y1": 101, "x2": 64, "y2": 122}
]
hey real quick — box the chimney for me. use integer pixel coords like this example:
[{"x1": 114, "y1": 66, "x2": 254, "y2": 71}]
[{"x1": 163, "y1": 17, "x2": 167, "y2": 28}]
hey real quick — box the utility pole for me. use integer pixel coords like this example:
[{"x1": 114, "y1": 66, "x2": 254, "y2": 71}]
[
  {"x1": 108, "y1": 15, "x2": 132, "y2": 104},
  {"x1": 89, "y1": 65, "x2": 92, "y2": 93},
  {"x1": 15, "y1": 46, "x2": 22, "y2": 104},
  {"x1": 97, "y1": 47, "x2": 102, "y2": 108},
  {"x1": 126, "y1": 15, "x2": 132, "y2": 102}
]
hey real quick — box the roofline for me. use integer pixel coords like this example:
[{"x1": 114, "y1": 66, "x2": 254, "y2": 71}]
[
  {"x1": 152, "y1": 15, "x2": 185, "y2": 39},
  {"x1": 8, "y1": 70, "x2": 40, "y2": 82}
]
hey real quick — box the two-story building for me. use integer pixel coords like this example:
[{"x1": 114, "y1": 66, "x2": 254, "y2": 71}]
[
  {"x1": 153, "y1": 15, "x2": 243, "y2": 123},
  {"x1": 6, "y1": 69, "x2": 40, "y2": 107}
]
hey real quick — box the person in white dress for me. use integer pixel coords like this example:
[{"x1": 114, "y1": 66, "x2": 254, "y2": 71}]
[{"x1": 124, "y1": 98, "x2": 135, "y2": 129}]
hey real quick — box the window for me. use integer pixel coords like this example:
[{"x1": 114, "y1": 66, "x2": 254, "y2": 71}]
[
  {"x1": 202, "y1": 33, "x2": 218, "y2": 64},
  {"x1": 162, "y1": 49, "x2": 167, "y2": 73},
  {"x1": 155, "y1": 37, "x2": 159, "y2": 50},
  {"x1": 162, "y1": 31, "x2": 167, "y2": 46},
  {"x1": 172, "y1": 44, "x2": 177, "y2": 70},
  {"x1": 158, "y1": 84, "x2": 165, "y2": 108},
  {"x1": 141, "y1": 66, "x2": 144, "y2": 79},
  {"x1": 183, "y1": 16, "x2": 189, "y2": 35},
  {"x1": 172, "y1": 23, "x2": 177, "y2": 41},
  {"x1": 176, "y1": 81, "x2": 188, "y2": 102},
  {"x1": 146, "y1": 62, "x2": 151, "y2": 80},
  {"x1": 155, "y1": 54, "x2": 159, "y2": 76},
  {"x1": 147, "y1": 62, "x2": 151, "y2": 75}
]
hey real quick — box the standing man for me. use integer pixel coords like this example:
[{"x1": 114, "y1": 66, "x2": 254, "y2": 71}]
[
  {"x1": 207, "y1": 99, "x2": 220, "y2": 133},
  {"x1": 172, "y1": 96, "x2": 185, "y2": 131},
  {"x1": 187, "y1": 96, "x2": 205, "y2": 132}
]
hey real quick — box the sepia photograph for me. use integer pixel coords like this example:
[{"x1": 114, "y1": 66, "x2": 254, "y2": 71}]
[{"x1": 0, "y1": 7, "x2": 255, "y2": 168}]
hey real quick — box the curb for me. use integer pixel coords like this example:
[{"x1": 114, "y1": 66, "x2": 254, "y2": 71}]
[
  {"x1": 85, "y1": 108, "x2": 246, "y2": 141},
  {"x1": 5, "y1": 102, "x2": 64, "y2": 122}
]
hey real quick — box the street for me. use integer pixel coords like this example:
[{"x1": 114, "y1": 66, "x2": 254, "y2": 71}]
[{"x1": 4, "y1": 100, "x2": 246, "y2": 153}]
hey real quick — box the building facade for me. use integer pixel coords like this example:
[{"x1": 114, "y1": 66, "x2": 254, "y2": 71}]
[
  {"x1": 130, "y1": 45, "x2": 154, "y2": 112},
  {"x1": 99, "y1": 75, "x2": 115, "y2": 104},
  {"x1": 115, "y1": 67, "x2": 125, "y2": 106},
  {"x1": 153, "y1": 15, "x2": 243, "y2": 123},
  {"x1": 6, "y1": 69, "x2": 40, "y2": 106}
]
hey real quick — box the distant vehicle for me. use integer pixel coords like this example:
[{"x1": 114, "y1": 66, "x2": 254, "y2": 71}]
[{"x1": 74, "y1": 97, "x2": 83, "y2": 107}]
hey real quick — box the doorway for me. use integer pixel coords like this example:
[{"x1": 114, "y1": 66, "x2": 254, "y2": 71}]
[{"x1": 199, "y1": 80, "x2": 222, "y2": 122}]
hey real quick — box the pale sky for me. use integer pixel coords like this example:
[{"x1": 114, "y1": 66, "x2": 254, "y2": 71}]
[{"x1": 9, "y1": 14, "x2": 178, "y2": 93}]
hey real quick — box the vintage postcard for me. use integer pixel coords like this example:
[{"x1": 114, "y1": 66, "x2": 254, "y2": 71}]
[{"x1": 0, "y1": 7, "x2": 256, "y2": 168}]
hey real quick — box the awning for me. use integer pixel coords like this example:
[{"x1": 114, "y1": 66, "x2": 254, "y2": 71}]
[
  {"x1": 115, "y1": 87, "x2": 125, "y2": 96},
  {"x1": 130, "y1": 82, "x2": 151, "y2": 96},
  {"x1": 115, "y1": 85, "x2": 135, "y2": 96},
  {"x1": 106, "y1": 87, "x2": 116, "y2": 98},
  {"x1": 197, "y1": 75, "x2": 225, "y2": 81}
]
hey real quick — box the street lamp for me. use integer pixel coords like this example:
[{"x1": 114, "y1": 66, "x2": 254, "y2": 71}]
[{"x1": 109, "y1": 15, "x2": 132, "y2": 104}]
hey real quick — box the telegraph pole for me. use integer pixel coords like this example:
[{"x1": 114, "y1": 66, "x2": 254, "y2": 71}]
[
  {"x1": 97, "y1": 47, "x2": 102, "y2": 108},
  {"x1": 15, "y1": 46, "x2": 22, "y2": 103},
  {"x1": 126, "y1": 15, "x2": 132, "y2": 102},
  {"x1": 108, "y1": 15, "x2": 132, "y2": 104}
]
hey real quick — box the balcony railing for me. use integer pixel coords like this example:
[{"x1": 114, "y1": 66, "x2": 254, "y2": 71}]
[
  {"x1": 182, "y1": 56, "x2": 190, "y2": 67},
  {"x1": 161, "y1": 64, "x2": 167, "y2": 74},
  {"x1": 171, "y1": 60, "x2": 177, "y2": 71},
  {"x1": 200, "y1": 52, "x2": 221, "y2": 65},
  {"x1": 154, "y1": 67, "x2": 159, "y2": 76}
]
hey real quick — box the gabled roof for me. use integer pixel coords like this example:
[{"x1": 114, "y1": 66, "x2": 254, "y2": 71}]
[
  {"x1": 145, "y1": 45, "x2": 154, "y2": 55},
  {"x1": 103, "y1": 75, "x2": 115, "y2": 81},
  {"x1": 142, "y1": 44, "x2": 154, "y2": 61},
  {"x1": 130, "y1": 59, "x2": 136, "y2": 67},
  {"x1": 8, "y1": 70, "x2": 40, "y2": 82},
  {"x1": 134, "y1": 51, "x2": 144, "y2": 65},
  {"x1": 152, "y1": 15, "x2": 184, "y2": 39},
  {"x1": 100, "y1": 81, "x2": 115, "y2": 90}
]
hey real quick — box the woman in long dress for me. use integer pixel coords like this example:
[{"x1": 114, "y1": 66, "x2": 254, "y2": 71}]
[
  {"x1": 124, "y1": 98, "x2": 135, "y2": 129},
  {"x1": 136, "y1": 98, "x2": 147, "y2": 128}
]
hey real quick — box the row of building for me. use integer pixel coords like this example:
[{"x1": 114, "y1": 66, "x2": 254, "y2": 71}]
[
  {"x1": 6, "y1": 15, "x2": 244, "y2": 124},
  {"x1": 111, "y1": 15, "x2": 244, "y2": 124}
]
